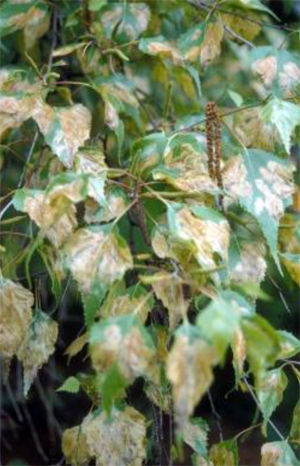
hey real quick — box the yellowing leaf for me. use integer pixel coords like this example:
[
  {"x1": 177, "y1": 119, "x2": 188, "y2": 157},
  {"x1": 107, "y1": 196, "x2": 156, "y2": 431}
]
[
  {"x1": 90, "y1": 315, "x2": 156, "y2": 382},
  {"x1": 209, "y1": 439, "x2": 239, "y2": 466},
  {"x1": 222, "y1": 11, "x2": 261, "y2": 41},
  {"x1": 18, "y1": 310, "x2": 58, "y2": 396},
  {"x1": 62, "y1": 406, "x2": 146, "y2": 466},
  {"x1": 63, "y1": 227, "x2": 133, "y2": 293},
  {"x1": 149, "y1": 272, "x2": 189, "y2": 330},
  {"x1": 167, "y1": 323, "x2": 218, "y2": 429},
  {"x1": 85, "y1": 187, "x2": 128, "y2": 224},
  {"x1": 144, "y1": 381, "x2": 172, "y2": 413},
  {"x1": 64, "y1": 333, "x2": 88, "y2": 359},
  {"x1": 34, "y1": 103, "x2": 92, "y2": 168},
  {"x1": 0, "y1": 279, "x2": 33, "y2": 362}
]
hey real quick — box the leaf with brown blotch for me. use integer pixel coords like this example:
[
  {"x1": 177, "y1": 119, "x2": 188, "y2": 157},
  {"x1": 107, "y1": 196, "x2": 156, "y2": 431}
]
[
  {"x1": 62, "y1": 406, "x2": 147, "y2": 466},
  {"x1": 0, "y1": 279, "x2": 33, "y2": 364},
  {"x1": 63, "y1": 227, "x2": 133, "y2": 294},
  {"x1": 167, "y1": 323, "x2": 218, "y2": 429},
  {"x1": 18, "y1": 310, "x2": 58, "y2": 396},
  {"x1": 34, "y1": 103, "x2": 92, "y2": 168}
]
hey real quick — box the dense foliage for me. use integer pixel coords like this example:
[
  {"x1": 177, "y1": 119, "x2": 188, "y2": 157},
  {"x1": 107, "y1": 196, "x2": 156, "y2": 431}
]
[{"x1": 0, "y1": 0, "x2": 299, "y2": 465}]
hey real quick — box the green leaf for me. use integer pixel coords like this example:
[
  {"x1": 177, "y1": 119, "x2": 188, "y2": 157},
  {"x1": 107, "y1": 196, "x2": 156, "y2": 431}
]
[
  {"x1": 256, "y1": 368, "x2": 288, "y2": 433},
  {"x1": 82, "y1": 281, "x2": 107, "y2": 329},
  {"x1": 0, "y1": 1, "x2": 41, "y2": 37},
  {"x1": 209, "y1": 438, "x2": 239, "y2": 466},
  {"x1": 261, "y1": 441, "x2": 300, "y2": 466},
  {"x1": 224, "y1": 0, "x2": 279, "y2": 20},
  {"x1": 101, "y1": 363, "x2": 128, "y2": 413},
  {"x1": 101, "y1": 3, "x2": 150, "y2": 42},
  {"x1": 238, "y1": 149, "x2": 294, "y2": 270},
  {"x1": 290, "y1": 399, "x2": 300, "y2": 444},
  {"x1": 183, "y1": 417, "x2": 209, "y2": 458},
  {"x1": 88, "y1": 0, "x2": 106, "y2": 12},
  {"x1": 57, "y1": 376, "x2": 81, "y2": 394},
  {"x1": 261, "y1": 99, "x2": 300, "y2": 154},
  {"x1": 277, "y1": 330, "x2": 300, "y2": 359},
  {"x1": 242, "y1": 315, "x2": 281, "y2": 386},
  {"x1": 228, "y1": 90, "x2": 243, "y2": 107}
]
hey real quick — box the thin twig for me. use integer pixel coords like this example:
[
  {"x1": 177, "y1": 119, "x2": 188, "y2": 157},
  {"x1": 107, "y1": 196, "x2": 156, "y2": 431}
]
[
  {"x1": 224, "y1": 24, "x2": 255, "y2": 48},
  {"x1": 208, "y1": 389, "x2": 223, "y2": 441},
  {"x1": 242, "y1": 376, "x2": 285, "y2": 441}
]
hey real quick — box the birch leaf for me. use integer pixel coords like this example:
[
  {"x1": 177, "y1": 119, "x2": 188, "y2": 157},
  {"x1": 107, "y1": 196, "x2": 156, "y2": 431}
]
[
  {"x1": 261, "y1": 441, "x2": 300, "y2": 466},
  {"x1": 63, "y1": 226, "x2": 133, "y2": 293},
  {"x1": 13, "y1": 174, "x2": 88, "y2": 248},
  {"x1": 18, "y1": 310, "x2": 58, "y2": 396},
  {"x1": 290, "y1": 399, "x2": 300, "y2": 444},
  {"x1": 74, "y1": 145, "x2": 107, "y2": 204},
  {"x1": 183, "y1": 417, "x2": 209, "y2": 458},
  {"x1": 57, "y1": 376, "x2": 81, "y2": 394},
  {"x1": 167, "y1": 323, "x2": 218, "y2": 429},
  {"x1": 149, "y1": 272, "x2": 189, "y2": 330},
  {"x1": 209, "y1": 439, "x2": 239, "y2": 466},
  {"x1": 261, "y1": 99, "x2": 300, "y2": 154},
  {"x1": 167, "y1": 204, "x2": 230, "y2": 271},
  {"x1": 250, "y1": 47, "x2": 300, "y2": 97},
  {"x1": 153, "y1": 133, "x2": 218, "y2": 197},
  {"x1": 90, "y1": 314, "x2": 156, "y2": 382},
  {"x1": 101, "y1": 3, "x2": 150, "y2": 41},
  {"x1": 0, "y1": 69, "x2": 44, "y2": 140},
  {"x1": 257, "y1": 368, "x2": 288, "y2": 433},
  {"x1": 242, "y1": 315, "x2": 281, "y2": 387},
  {"x1": 229, "y1": 241, "x2": 267, "y2": 290},
  {"x1": 0, "y1": 0, "x2": 50, "y2": 49},
  {"x1": 62, "y1": 406, "x2": 146, "y2": 466},
  {"x1": 277, "y1": 330, "x2": 300, "y2": 360},
  {"x1": 0, "y1": 279, "x2": 33, "y2": 362},
  {"x1": 99, "y1": 283, "x2": 153, "y2": 324},
  {"x1": 34, "y1": 103, "x2": 92, "y2": 168},
  {"x1": 225, "y1": 150, "x2": 294, "y2": 270}
]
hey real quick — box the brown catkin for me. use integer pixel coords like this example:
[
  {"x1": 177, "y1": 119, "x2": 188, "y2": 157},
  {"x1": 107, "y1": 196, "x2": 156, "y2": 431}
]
[
  {"x1": 205, "y1": 102, "x2": 224, "y2": 207},
  {"x1": 206, "y1": 102, "x2": 216, "y2": 180}
]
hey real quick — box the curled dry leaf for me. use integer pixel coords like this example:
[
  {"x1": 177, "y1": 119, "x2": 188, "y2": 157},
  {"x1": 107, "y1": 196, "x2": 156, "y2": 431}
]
[
  {"x1": 149, "y1": 272, "x2": 189, "y2": 330},
  {"x1": 0, "y1": 279, "x2": 33, "y2": 362},
  {"x1": 62, "y1": 406, "x2": 146, "y2": 466},
  {"x1": 90, "y1": 315, "x2": 156, "y2": 382},
  {"x1": 63, "y1": 227, "x2": 133, "y2": 293},
  {"x1": 18, "y1": 311, "x2": 58, "y2": 396},
  {"x1": 34, "y1": 103, "x2": 92, "y2": 168},
  {"x1": 229, "y1": 242, "x2": 267, "y2": 288},
  {"x1": 232, "y1": 328, "x2": 247, "y2": 382},
  {"x1": 167, "y1": 325, "x2": 218, "y2": 429},
  {"x1": 64, "y1": 333, "x2": 88, "y2": 360}
]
